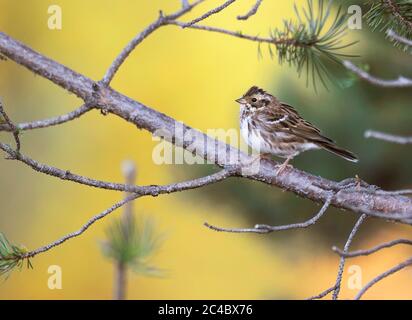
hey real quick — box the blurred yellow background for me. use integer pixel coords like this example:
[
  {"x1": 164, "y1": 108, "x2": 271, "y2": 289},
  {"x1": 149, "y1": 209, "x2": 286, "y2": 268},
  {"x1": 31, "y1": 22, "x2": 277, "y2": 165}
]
[{"x1": 1, "y1": 0, "x2": 412, "y2": 299}]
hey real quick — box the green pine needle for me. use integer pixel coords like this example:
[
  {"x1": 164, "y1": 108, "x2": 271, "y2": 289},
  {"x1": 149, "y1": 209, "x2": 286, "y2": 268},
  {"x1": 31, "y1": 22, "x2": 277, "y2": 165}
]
[
  {"x1": 101, "y1": 215, "x2": 165, "y2": 277},
  {"x1": 268, "y1": 0, "x2": 358, "y2": 91},
  {"x1": 0, "y1": 233, "x2": 31, "y2": 280},
  {"x1": 365, "y1": 0, "x2": 412, "y2": 51}
]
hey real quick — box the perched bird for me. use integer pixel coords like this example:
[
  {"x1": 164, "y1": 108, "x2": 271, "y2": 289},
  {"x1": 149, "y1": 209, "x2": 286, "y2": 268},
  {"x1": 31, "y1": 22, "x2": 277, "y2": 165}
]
[{"x1": 236, "y1": 86, "x2": 358, "y2": 173}]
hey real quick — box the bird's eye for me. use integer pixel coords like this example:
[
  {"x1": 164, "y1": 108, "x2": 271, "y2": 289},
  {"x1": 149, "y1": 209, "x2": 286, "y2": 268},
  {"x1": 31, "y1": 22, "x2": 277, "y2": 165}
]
[{"x1": 251, "y1": 98, "x2": 257, "y2": 102}]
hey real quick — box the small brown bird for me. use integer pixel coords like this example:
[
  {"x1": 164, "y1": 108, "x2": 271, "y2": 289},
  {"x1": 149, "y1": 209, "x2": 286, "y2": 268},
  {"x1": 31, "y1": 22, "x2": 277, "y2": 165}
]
[{"x1": 236, "y1": 86, "x2": 358, "y2": 173}]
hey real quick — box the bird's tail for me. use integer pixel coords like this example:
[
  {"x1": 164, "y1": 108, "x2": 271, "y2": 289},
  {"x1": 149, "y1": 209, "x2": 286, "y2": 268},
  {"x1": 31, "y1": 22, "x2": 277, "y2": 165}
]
[{"x1": 317, "y1": 141, "x2": 358, "y2": 163}]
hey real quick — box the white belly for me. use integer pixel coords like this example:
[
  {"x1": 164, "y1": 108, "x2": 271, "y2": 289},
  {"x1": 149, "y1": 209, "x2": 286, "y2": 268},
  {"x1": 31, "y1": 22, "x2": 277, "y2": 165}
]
[
  {"x1": 240, "y1": 118, "x2": 273, "y2": 154},
  {"x1": 240, "y1": 117, "x2": 319, "y2": 158}
]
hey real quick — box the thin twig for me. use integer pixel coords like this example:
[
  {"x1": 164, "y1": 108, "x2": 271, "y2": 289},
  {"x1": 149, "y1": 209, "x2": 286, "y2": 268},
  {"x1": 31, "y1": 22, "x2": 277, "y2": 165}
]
[
  {"x1": 170, "y1": 20, "x2": 293, "y2": 44},
  {"x1": 332, "y1": 214, "x2": 367, "y2": 300},
  {"x1": 237, "y1": 0, "x2": 263, "y2": 20},
  {"x1": 306, "y1": 285, "x2": 336, "y2": 300},
  {"x1": 0, "y1": 142, "x2": 235, "y2": 194},
  {"x1": 365, "y1": 130, "x2": 412, "y2": 144},
  {"x1": 387, "y1": 29, "x2": 412, "y2": 47},
  {"x1": 0, "y1": 103, "x2": 92, "y2": 132},
  {"x1": 343, "y1": 60, "x2": 412, "y2": 87},
  {"x1": 355, "y1": 256, "x2": 412, "y2": 300},
  {"x1": 0, "y1": 100, "x2": 20, "y2": 152},
  {"x1": 333, "y1": 238, "x2": 412, "y2": 258},
  {"x1": 183, "y1": 0, "x2": 237, "y2": 27},
  {"x1": 23, "y1": 194, "x2": 140, "y2": 258},
  {"x1": 101, "y1": 0, "x2": 205, "y2": 86},
  {"x1": 204, "y1": 193, "x2": 333, "y2": 233}
]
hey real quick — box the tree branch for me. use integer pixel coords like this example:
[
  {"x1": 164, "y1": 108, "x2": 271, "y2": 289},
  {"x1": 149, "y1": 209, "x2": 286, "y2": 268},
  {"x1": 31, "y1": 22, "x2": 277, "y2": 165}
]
[
  {"x1": 181, "y1": 0, "x2": 190, "y2": 9},
  {"x1": 365, "y1": 129, "x2": 412, "y2": 144},
  {"x1": 387, "y1": 29, "x2": 412, "y2": 47},
  {"x1": 306, "y1": 285, "x2": 336, "y2": 300},
  {"x1": 23, "y1": 194, "x2": 139, "y2": 259},
  {"x1": 343, "y1": 60, "x2": 412, "y2": 87},
  {"x1": 333, "y1": 238, "x2": 412, "y2": 258},
  {"x1": 1, "y1": 32, "x2": 411, "y2": 217},
  {"x1": 308, "y1": 214, "x2": 367, "y2": 300},
  {"x1": 332, "y1": 214, "x2": 367, "y2": 300},
  {"x1": 18, "y1": 168, "x2": 237, "y2": 259},
  {"x1": 0, "y1": 103, "x2": 92, "y2": 132},
  {"x1": 170, "y1": 20, "x2": 293, "y2": 44},
  {"x1": 183, "y1": 0, "x2": 237, "y2": 27},
  {"x1": 237, "y1": 0, "x2": 263, "y2": 20},
  {"x1": 355, "y1": 256, "x2": 412, "y2": 300},
  {"x1": 204, "y1": 193, "x2": 333, "y2": 233},
  {"x1": 0, "y1": 100, "x2": 20, "y2": 152},
  {"x1": 101, "y1": 0, "x2": 205, "y2": 86},
  {"x1": 0, "y1": 142, "x2": 235, "y2": 195}
]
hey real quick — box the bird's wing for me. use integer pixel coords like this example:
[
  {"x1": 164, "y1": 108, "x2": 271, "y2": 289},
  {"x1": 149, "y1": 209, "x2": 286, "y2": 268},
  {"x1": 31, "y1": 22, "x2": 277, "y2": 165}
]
[{"x1": 257, "y1": 103, "x2": 335, "y2": 144}]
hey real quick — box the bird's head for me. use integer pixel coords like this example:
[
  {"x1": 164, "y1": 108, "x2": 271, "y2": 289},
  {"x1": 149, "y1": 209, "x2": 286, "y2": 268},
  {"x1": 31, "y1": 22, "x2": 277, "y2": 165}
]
[{"x1": 235, "y1": 86, "x2": 275, "y2": 110}]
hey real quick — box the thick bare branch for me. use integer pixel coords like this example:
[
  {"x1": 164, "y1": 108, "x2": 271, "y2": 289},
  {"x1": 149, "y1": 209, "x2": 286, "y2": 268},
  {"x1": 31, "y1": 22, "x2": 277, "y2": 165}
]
[
  {"x1": 365, "y1": 130, "x2": 412, "y2": 144},
  {"x1": 355, "y1": 256, "x2": 412, "y2": 300},
  {"x1": 0, "y1": 103, "x2": 92, "y2": 132},
  {"x1": 204, "y1": 193, "x2": 333, "y2": 233},
  {"x1": 333, "y1": 238, "x2": 412, "y2": 258},
  {"x1": 332, "y1": 214, "x2": 367, "y2": 300},
  {"x1": 237, "y1": 0, "x2": 263, "y2": 20},
  {"x1": 1, "y1": 32, "x2": 412, "y2": 217},
  {"x1": 343, "y1": 60, "x2": 412, "y2": 87},
  {"x1": 183, "y1": 0, "x2": 237, "y2": 27},
  {"x1": 0, "y1": 100, "x2": 20, "y2": 151}
]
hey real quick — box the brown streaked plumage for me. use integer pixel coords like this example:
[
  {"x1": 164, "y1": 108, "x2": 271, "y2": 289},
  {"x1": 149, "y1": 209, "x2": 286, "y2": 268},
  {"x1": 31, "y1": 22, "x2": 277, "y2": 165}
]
[{"x1": 236, "y1": 86, "x2": 358, "y2": 173}]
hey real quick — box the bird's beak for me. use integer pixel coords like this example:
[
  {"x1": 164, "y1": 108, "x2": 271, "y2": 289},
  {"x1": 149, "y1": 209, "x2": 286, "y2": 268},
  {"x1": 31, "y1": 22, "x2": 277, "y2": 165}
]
[{"x1": 235, "y1": 97, "x2": 246, "y2": 104}]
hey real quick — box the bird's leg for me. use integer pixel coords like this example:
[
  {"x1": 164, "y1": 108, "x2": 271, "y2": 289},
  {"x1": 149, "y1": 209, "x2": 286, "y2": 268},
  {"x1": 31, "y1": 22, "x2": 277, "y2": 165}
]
[{"x1": 276, "y1": 155, "x2": 294, "y2": 175}]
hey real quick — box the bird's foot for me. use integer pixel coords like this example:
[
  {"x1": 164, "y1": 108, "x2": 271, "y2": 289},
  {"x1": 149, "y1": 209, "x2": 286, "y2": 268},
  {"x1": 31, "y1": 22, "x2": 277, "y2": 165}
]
[{"x1": 275, "y1": 156, "x2": 294, "y2": 175}]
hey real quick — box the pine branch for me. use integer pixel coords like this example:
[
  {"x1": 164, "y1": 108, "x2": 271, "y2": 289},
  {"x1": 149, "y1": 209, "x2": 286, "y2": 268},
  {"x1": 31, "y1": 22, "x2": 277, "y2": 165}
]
[
  {"x1": 0, "y1": 233, "x2": 32, "y2": 279},
  {"x1": 176, "y1": 0, "x2": 358, "y2": 90},
  {"x1": 365, "y1": 0, "x2": 412, "y2": 50}
]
